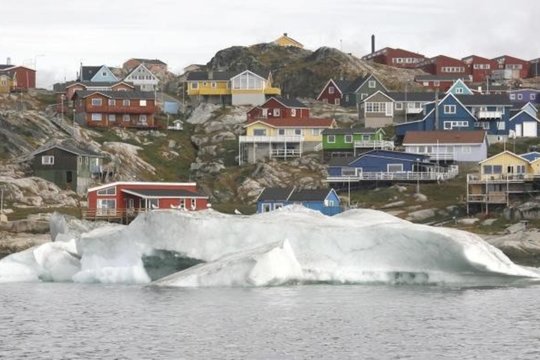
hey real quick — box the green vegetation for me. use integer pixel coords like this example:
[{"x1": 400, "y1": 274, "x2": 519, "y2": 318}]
[{"x1": 488, "y1": 137, "x2": 540, "y2": 156}]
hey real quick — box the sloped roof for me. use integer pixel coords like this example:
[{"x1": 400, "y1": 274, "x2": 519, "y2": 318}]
[
  {"x1": 347, "y1": 75, "x2": 370, "y2": 92},
  {"x1": 80, "y1": 66, "x2": 105, "y2": 81},
  {"x1": 334, "y1": 79, "x2": 352, "y2": 93},
  {"x1": 288, "y1": 189, "x2": 332, "y2": 202},
  {"x1": 247, "y1": 117, "x2": 335, "y2": 128},
  {"x1": 456, "y1": 94, "x2": 513, "y2": 106},
  {"x1": 520, "y1": 152, "x2": 540, "y2": 162},
  {"x1": 74, "y1": 90, "x2": 156, "y2": 99},
  {"x1": 31, "y1": 140, "x2": 104, "y2": 158},
  {"x1": 121, "y1": 188, "x2": 207, "y2": 198},
  {"x1": 257, "y1": 187, "x2": 294, "y2": 202},
  {"x1": 403, "y1": 130, "x2": 486, "y2": 145},
  {"x1": 270, "y1": 96, "x2": 307, "y2": 108},
  {"x1": 186, "y1": 71, "x2": 234, "y2": 81},
  {"x1": 388, "y1": 92, "x2": 438, "y2": 101}
]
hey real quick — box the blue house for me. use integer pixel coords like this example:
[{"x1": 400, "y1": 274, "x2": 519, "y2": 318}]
[
  {"x1": 508, "y1": 89, "x2": 540, "y2": 104},
  {"x1": 78, "y1": 65, "x2": 118, "y2": 83},
  {"x1": 256, "y1": 187, "x2": 342, "y2": 216},
  {"x1": 326, "y1": 149, "x2": 459, "y2": 183},
  {"x1": 508, "y1": 108, "x2": 540, "y2": 137},
  {"x1": 395, "y1": 93, "x2": 514, "y2": 143},
  {"x1": 446, "y1": 79, "x2": 474, "y2": 96}
]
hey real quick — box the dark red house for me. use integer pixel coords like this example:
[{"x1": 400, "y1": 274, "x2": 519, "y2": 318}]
[
  {"x1": 0, "y1": 65, "x2": 36, "y2": 90},
  {"x1": 492, "y1": 55, "x2": 530, "y2": 79},
  {"x1": 362, "y1": 47, "x2": 426, "y2": 68},
  {"x1": 86, "y1": 181, "x2": 209, "y2": 223},
  {"x1": 417, "y1": 55, "x2": 468, "y2": 77},
  {"x1": 247, "y1": 97, "x2": 310, "y2": 120},
  {"x1": 414, "y1": 75, "x2": 472, "y2": 92},
  {"x1": 56, "y1": 81, "x2": 135, "y2": 113},
  {"x1": 462, "y1": 55, "x2": 497, "y2": 82},
  {"x1": 72, "y1": 90, "x2": 157, "y2": 128},
  {"x1": 316, "y1": 79, "x2": 351, "y2": 105}
]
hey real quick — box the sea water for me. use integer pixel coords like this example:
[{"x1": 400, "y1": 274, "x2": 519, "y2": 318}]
[{"x1": 2, "y1": 283, "x2": 540, "y2": 359}]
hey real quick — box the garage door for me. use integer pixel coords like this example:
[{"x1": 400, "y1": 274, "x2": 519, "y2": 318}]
[{"x1": 523, "y1": 122, "x2": 537, "y2": 137}]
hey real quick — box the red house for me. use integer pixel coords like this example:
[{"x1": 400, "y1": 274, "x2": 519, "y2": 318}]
[
  {"x1": 362, "y1": 47, "x2": 426, "y2": 68},
  {"x1": 462, "y1": 55, "x2": 497, "y2": 82},
  {"x1": 492, "y1": 55, "x2": 530, "y2": 79},
  {"x1": 247, "y1": 97, "x2": 310, "y2": 121},
  {"x1": 86, "y1": 181, "x2": 209, "y2": 223},
  {"x1": 414, "y1": 75, "x2": 472, "y2": 92},
  {"x1": 0, "y1": 65, "x2": 36, "y2": 91},
  {"x1": 72, "y1": 90, "x2": 157, "y2": 128},
  {"x1": 417, "y1": 55, "x2": 468, "y2": 77},
  {"x1": 316, "y1": 79, "x2": 352, "y2": 105},
  {"x1": 56, "y1": 81, "x2": 135, "y2": 113},
  {"x1": 529, "y1": 58, "x2": 540, "y2": 78}
]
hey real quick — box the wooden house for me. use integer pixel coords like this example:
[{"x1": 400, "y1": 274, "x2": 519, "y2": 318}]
[
  {"x1": 85, "y1": 181, "x2": 209, "y2": 223},
  {"x1": 123, "y1": 63, "x2": 159, "y2": 91},
  {"x1": 417, "y1": 55, "x2": 468, "y2": 77},
  {"x1": 402, "y1": 130, "x2": 488, "y2": 163},
  {"x1": 467, "y1": 151, "x2": 540, "y2": 214},
  {"x1": 317, "y1": 74, "x2": 387, "y2": 107},
  {"x1": 508, "y1": 104, "x2": 540, "y2": 137},
  {"x1": 238, "y1": 117, "x2": 336, "y2": 165},
  {"x1": 273, "y1": 33, "x2": 304, "y2": 48},
  {"x1": 0, "y1": 73, "x2": 14, "y2": 94},
  {"x1": 256, "y1": 187, "x2": 342, "y2": 216},
  {"x1": 30, "y1": 141, "x2": 104, "y2": 194},
  {"x1": 72, "y1": 90, "x2": 157, "y2": 129},
  {"x1": 326, "y1": 150, "x2": 458, "y2": 185},
  {"x1": 462, "y1": 55, "x2": 497, "y2": 82},
  {"x1": 492, "y1": 55, "x2": 529, "y2": 79},
  {"x1": 529, "y1": 58, "x2": 540, "y2": 78},
  {"x1": 0, "y1": 65, "x2": 36, "y2": 90},
  {"x1": 362, "y1": 47, "x2": 426, "y2": 69},
  {"x1": 508, "y1": 89, "x2": 540, "y2": 104},
  {"x1": 321, "y1": 127, "x2": 393, "y2": 160},
  {"x1": 247, "y1": 97, "x2": 310, "y2": 121},
  {"x1": 446, "y1": 79, "x2": 474, "y2": 96},
  {"x1": 78, "y1": 65, "x2": 118, "y2": 83},
  {"x1": 123, "y1": 58, "x2": 168, "y2": 78},
  {"x1": 414, "y1": 74, "x2": 472, "y2": 92}
]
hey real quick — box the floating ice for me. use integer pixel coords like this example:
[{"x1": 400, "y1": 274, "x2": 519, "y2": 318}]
[{"x1": 1, "y1": 207, "x2": 539, "y2": 286}]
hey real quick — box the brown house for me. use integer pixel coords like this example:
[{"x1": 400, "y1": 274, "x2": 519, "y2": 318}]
[
  {"x1": 56, "y1": 81, "x2": 135, "y2": 113},
  {"x1": 73, "y1": 90, "x2": 157, "y2": 129},
  {"x1": 247, "y1": 97, "x2": 310, "y2": 121}
]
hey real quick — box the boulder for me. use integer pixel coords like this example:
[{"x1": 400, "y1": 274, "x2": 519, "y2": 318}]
[{"x1": 406, "y1": 208, "x2": 436, "y2": 222}]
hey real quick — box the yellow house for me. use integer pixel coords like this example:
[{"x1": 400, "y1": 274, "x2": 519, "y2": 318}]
[
  {"x1": 478, "y1": 150, "x2": 530, "y2": 181},
  {"x1": 186, "y1": 70, "x2": 281, "y2": 106},
  {"x1": 273, "y1": 33, "x2": 304, "y2": 49},
  {"x1": 0, "y1": 74, "x2": 14, "y2": 94},
  {"x1": 239, "y1": 117, "x2": 336, "y2": 164}
]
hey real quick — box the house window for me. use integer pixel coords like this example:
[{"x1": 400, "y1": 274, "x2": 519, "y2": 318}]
[
  {"x1": 278, "y1": 128, "x2": 285, "y2": 136},
  {"x1": 41, "y1": 155, "x2": 54, "y2": 165},
  {"x1": 253, "y1": 129, "x2": 266, "y2": 136},
  {"x1": 274, "y1": 203, "x2": 284, "y2": 210},
  {"x1": 510, "y1": 94, "x2": 515, "y2": 100},
  {"x1": 433, "y1": 81, "x2": 440, "y2": 86},
  {"x1": 395, "y1": 102, "x2": 403, "y2": 110},
  {"x1": 328, "y1": 135, "x2": 336, "y2": 143},
  {"x1": 368, "y1": 80, "x2": 376, "y2": 88},
  {"x1": 361, "y1": 93, "x2": 368, "y2": 100},
  {"x1": 123, "y1": 114, "x2": 130, "y2": 122},
  {"x1": 190, "y1": 198, "x2": 196, "y2": 209},
  {"x1": 456, "y1": 88, "x2": 463, "y2": 94},
  {"x1": 97, "y1": 186, "x2": 116, "y2": 195},
  {"x1": 531, "y1": 94, "x2": 536, "y2": 100},
  {"x1": 273, "y1": 108, "x2": 280, "y2": 117},
  {"x1": 291, "y1": 109, "x2": 296, "y2": 117},
  {"x1": 139, "y1": 114, "x2": 148, "y2": 124},
  {"x1": 483, "y1": 165, "x2": 502, "y2": 175},
  {"x1": 462, "y1": 146, "x2": 471, "y2": 153},
  {"x1": 123, "y1": 99, "x2": 130, "y2": 106},
  {"x1": 211, "y1": 82, "x2": 216, "y2": 88},
  {"x1": 311, "y1": 129, "x2": 321, "y2": 136},
  {"x1": 517, "y1": 94, "x2": 523, "y2": 100},
  {"x1": 341, "y1": 167, "x2": 357, "y2": 176},
  {"x1": 497, "y1": 121, "x2": 505, "y2": 130},
  {"x1": 191, "y1": 82, "x2": 198, "y2": 89},
  {"x1": 444, "y1": 105, "x2": 456, "y2": 114},
  {"x1": 203, "y1": 82, "x2": 208, "y2": 86},
  {"x1": 294, "y1": 129, "x2": 302, "y2": 136},
  {"x1": 91, "y1": 113, "x2": 102, "y2": 121},
  {"x1": 345, "y1": 95, "x2": 349, "y2": 102},
  {"x1": 517, "y1": 165, "x2": 526, "y2": 174},
  {"x1": 102, "y1": 71, "x2": 107, "y2": 76},
  {"x1": 344, "y1": 135, "x2": 353, "y2": 143},
  {"x1": 387, "y1": 164, "x2": 403, "y2": 172},
  {"x1": 262, "y1": 203, "x2": 272, "y2": 212},
  {"x1": 148, "y1": 199, "x2": 159, "y2": 209},
  {"x1": 362, "y1": 135, "x2": 370, "y2": 140},
  {"x1": 91, "y1": 98, "x2": 102, "y2": 106},
  {"x1": 97, "y1": 199, "x2": 116, "y2": 215},
  {"x1": 140, "y1": 100, "x2": 147, "y2": 106},
  {"x1": 108, "y1": 114, "x2": 116, "y2": 122},
  {"x1": 334, "y1": 98, "x2": 340, "y2": 105},
  {"x1": 108, "y1": 99, "x2": 116, "y2": 106},
  {"x1": 329, "y1": 86, "x2": 335, "y2": 94}
]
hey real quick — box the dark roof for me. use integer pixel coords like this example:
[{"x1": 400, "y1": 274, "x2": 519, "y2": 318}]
[
  {"x1": 334, "y1": 80, "x2": 352, "y2": 93},
  {"x1": 288, "y1": 189, "x2": 332, "y2": 202},
  {"x1": 132, "y1": 58, "x2": 166, "y2": 65},
  {"x1": 520, "y1": 152, "x2": 540, "y2": 162},
  {"x1": 74, "y1": 90, "x2": 156, "y2": 99},
  {"x1": 80, "y1": 66, "x2": 104, "y2": 81},
  {"x1": 31, "y1": 140, "x2": 103, "y2": 158},
  {"x1": 388, "y1": 92, "x2": 438, "y2": 101},
  {"x1": 121, "y1": 189, "x2": 207, "y2": 198},
  {"x1": 0, "y1": 64, "x2": 14, "y2": 70},
  {"x1": 347, "y1": 75, "x2": 369, "y2": 92},
  {"x1": 322, "y1": 127, "x2": 380, "y2": 135},
  {"x1": 257, "y1": 187, "x2": 294, "y2": 202},
  {"x1": 271, "y1": 96, "x2": 307, "y2": 108},
  {"x1": 415, "y1": 75, "x2": 470, "y2": 82},
  {"x1": 328, "y1": 156, "x2": 356, "y2": 166},
  {"x1": 186, "y1": 71, "x2": 233, "y2": 81},
  {"x1": 456, "y1": 94, "x2": 513, "y2": 106},
  {"x1": 403, "y1": 130, "x2": 486, "y2": 145}
]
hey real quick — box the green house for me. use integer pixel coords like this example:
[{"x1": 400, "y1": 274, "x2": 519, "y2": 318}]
[{"x1": 321, "y1": 127, "x2": 393, "y2": 160}]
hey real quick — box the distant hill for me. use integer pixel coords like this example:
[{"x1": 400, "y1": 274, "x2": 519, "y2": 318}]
[{"x1": 201, "y1": 43, "x2": 426, "y2": 97}]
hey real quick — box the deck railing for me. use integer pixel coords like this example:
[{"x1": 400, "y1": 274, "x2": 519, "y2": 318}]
[
  {"x1": 239, "y1": 135, "x2": 304, "y2": 143},
  {"x1": 354, "y1": 140, "x2": 395, "y2": 149},
  {"x1": 327, "y1": 166, "x2": 459, "y2": 182},
  {"x1": 467, "y1": 173, "x2": 540, "y2": 183}
]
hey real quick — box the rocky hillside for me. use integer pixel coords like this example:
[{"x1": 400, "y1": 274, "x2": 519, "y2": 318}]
[{"x1": 201, "y1": 43, "x2": 425, "y2": 97}]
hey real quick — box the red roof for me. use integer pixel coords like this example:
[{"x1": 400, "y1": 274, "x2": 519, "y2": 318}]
[
  {"x1": 403, "y1": 131, "x2": 486, "y2": 145},
  {"x1": 246, "y1": 117, "x2": 335, "y2": 128}
]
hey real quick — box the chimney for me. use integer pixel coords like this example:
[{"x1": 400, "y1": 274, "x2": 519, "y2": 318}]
[
  {"x1": 371, "y1": 34, "x2": 375, "y2": 54},
  {"x1": 6, "y1": 57, "x2": 11, "y2": 65},
  {"x1": 284, "y1": 33, "x2": 288, "y2": 37}
]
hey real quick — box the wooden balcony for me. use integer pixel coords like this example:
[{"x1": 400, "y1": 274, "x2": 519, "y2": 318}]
[
  {"x1": 354, "y1": 140, "x2": 395, "y2": 150},
  {"x1": 239, "y1": 135, "x2": 304, "y2": 143},
  {"x1": 86, "y1": 105, "x2": 155, "y2": 114},
  {"x1": 327, "y1": 167, "x2": 459, "y2": 183},
  {"x1": 476, "y1": 110, "x2": 503, "y2": 119},
  {"x1": 467, "y1": 192, "x2": 507, "y2": 204},
  {"x1": 467, "y1": 173, "x2": 540, "y2": 184},
  {"x1": 270, "y1": 149, "x2": 301, "y2": 158}
]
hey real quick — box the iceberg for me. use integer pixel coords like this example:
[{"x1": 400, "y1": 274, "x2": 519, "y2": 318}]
[{"x1": 0, "y1": 207, "x2": 539, "y2": 286}]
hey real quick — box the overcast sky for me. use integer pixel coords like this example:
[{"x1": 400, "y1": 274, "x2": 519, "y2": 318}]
[{"x1": 1, "y1": 0, "x2": 538, "y2": 88}]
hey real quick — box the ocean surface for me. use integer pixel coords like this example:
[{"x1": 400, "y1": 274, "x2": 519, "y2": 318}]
[{"x1": 2, "y1": 283, "x2": 540, "y2": 359}]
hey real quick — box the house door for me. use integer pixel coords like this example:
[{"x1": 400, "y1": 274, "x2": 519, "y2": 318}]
[
  {"x1": 385, "y1": 103, "x2": 393, "y2": 117},
  {"x1": 523, "y1": 122, "x2": 537, "y2": 137},
  {"x1": 515, "y1": 124, "x2": 523, "y2": 137}
]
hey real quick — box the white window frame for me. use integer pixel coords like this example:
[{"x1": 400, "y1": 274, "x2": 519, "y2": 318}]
[
  {"x1": 368, "y1": 80, "x2": 376, "y2": 88},
  {"x1": 273, "y1": 108, "x2": 281, "y2": 117},
  {"x1": 344, "y1": 135, "x2": 353, "y2": 143},
  {"x1": 444, "y1": 105, "x2": 456, "y2": 114},
  {"x1": 278, "y1": 128, "x2": 285, "y2": 136},
  {"x1": 97, "y1": 199, "x2": 116, "y2": 215},
  {"x1": 274, "y1": 203, "x2": 284, "y2": 210},
  {"x1": 510, "y1": 94, "x2": 516, "y2": 100},
  {"x1": 91, "y1": 113, "x2": 102, "y2": 121},
  {"x1": 97, "y1": 186, "x2": 116, "y2": 196},
  {"x1": 456, "y1": 88, "x2": 463, "y2": 94},
  {"x1": 262, "y1": 203, "x2": 272, "y2": 212},
  {"x1": 191, "y1": 82, "x2": 198, "y2": 89},
  {"x1": 395, "y1": 102, "x2": 403, "y2": 110},
  {"x1": 140, "y1": 100, "x2": 147, "y2": 106},
  {"x1": 91, "y1": 98, "x2": 102, "y2": 106},
  {"x1": 334, "y1": 98, "x2": 340, "y2": 105},
  {"x1": 108, "y1": 99, "x2": 116, "y2": 106},
  {"x1": 327, "y1": 135, "x2": 336, "y2": 143},
  {"x1": 518, "y1": 94, "x2": 523, "y2": 100},
  {"x1": 108, "y1": 114, "x2": 116, "y2": 122},
  {"x1": 253, "y1": 128, "x2": 267, "y2": 136},
  {"x1": 123, "y1": 114, "x2": 130, "y2": 122},
  {"x1": 329, "y1": 86, "x2": 335, "y2": 94},
  {"x1": 462, "y1": 146, "x2": 472, "y2": 153},
  {"x1": 311, "y1": 129, "x2": 320, "y2": 136},
  {"x1": 387, "y1": 164, "x2": 403, "y2": 172},
  {"x1": 41, "y1": 155, "x2": 54, "y2": 165},
  {"x1": 123, "y1": 99, "x2": 130, "y2": 106},
  {"x1": 294, "y1": 129, "x2": 302, "y2": 136},
  {"x1": 291, "y1": 109, "x2": 296, "y2": 117},
  {"x1": 190, "y1": 198, "x2": 196, "y2": 209}
]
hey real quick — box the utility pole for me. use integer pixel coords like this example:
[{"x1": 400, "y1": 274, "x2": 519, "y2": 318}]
[{"x1": 0, "y1": 186, "x2": 6, "y2": 223}]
